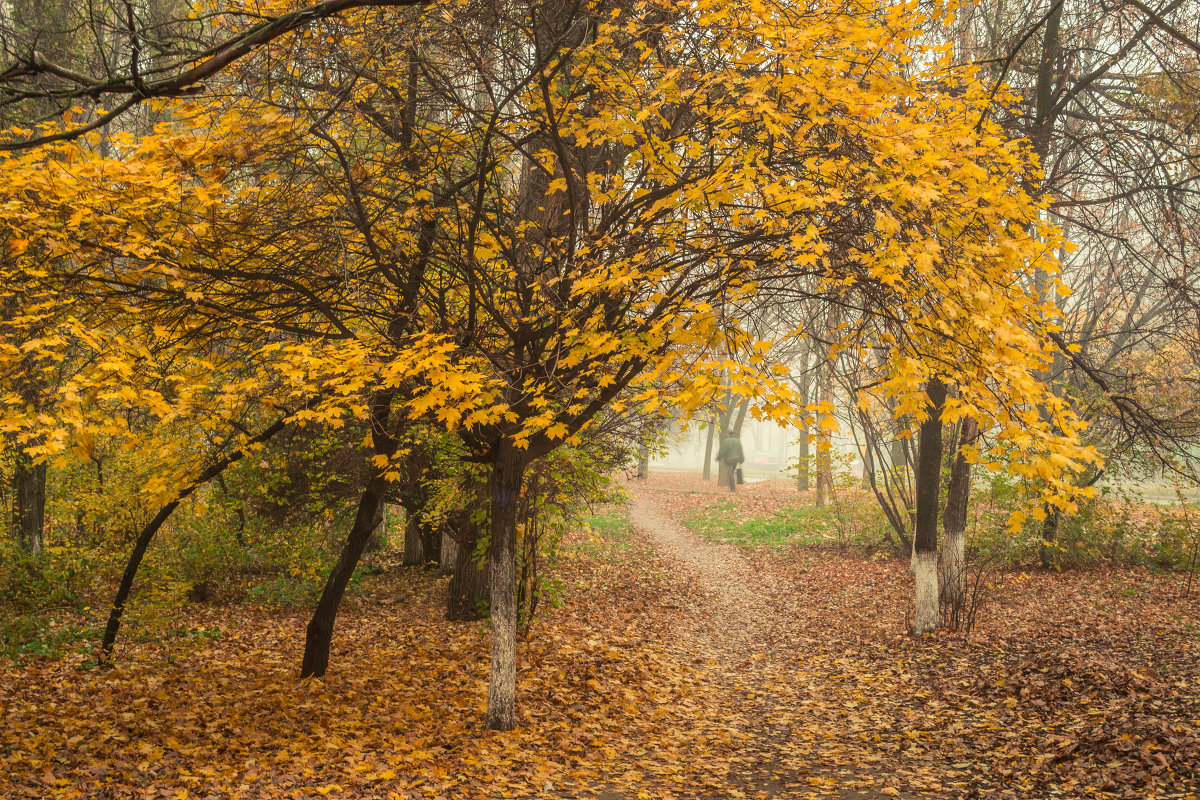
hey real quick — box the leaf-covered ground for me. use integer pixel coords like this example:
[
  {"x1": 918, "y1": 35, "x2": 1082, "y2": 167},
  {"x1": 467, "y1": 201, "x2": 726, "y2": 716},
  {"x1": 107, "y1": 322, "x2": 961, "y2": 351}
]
[
  {"x1": 2, "y1": 473, "x2": 1198, "y2": 799},
  {"x1": 635, "y1": 473, "x2": 1200, "y2": 799}
]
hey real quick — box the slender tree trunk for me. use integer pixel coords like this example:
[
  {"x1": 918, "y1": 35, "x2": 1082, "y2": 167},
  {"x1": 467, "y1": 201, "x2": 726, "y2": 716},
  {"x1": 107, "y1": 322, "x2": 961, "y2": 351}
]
[
  {"x1": 912, "y1": 378, "x2": 946, "y2": 635},
  {"x1": 816, "y1": 367, "x2": 834, "y2": 508},
  {"x1": 940, "y1": 418, "x2": 977, "y2": 606},
  {"x1": 486, "y1": 441, "x2": 527, "y2": 730},
  {"x1": 702, "y1": 415, "x2": 715, "y2": 481},
  {"x1": 1039, "y1": 507, "x2": 1060, "y2": 568},
  {"x1": 12, "y1": 448, "x2": 45, "y2": 557},
  {"x1": 100, "y1": 499, "x2": 182, "y2": 661},
  {"x1": 793, "y1": 347, "x2": 813, "y2": 492},
  {"x1": 100, "y1": 412, "x2": 295, "y2": 661},
  {"x1": 797, "y1": 428, "x2": 810, "y2": 491},
  {"x1": 861, "y1": 420, "x2": 875, "y2": 491},
  {"x1": 636, "y1": 440, "x2": 649, "y2": 480},
  {"x1": 301, "y1": 392, "x2": 397, "y2": 678},
  {"x1": 891, "y1": 436, "x2": 906, "y2": 472}
]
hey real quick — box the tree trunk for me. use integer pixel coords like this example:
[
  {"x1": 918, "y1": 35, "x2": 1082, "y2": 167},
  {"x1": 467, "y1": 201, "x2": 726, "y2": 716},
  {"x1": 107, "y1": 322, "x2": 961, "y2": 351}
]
[
  {"x1": 636, "y1": 439, "x2": 649, "y2": 480},
  {"x1": 891, "y1": 438, "x2": 906, "y2": 472},
  {"x1": 816, "y1": 368, "x2": 834, "y2": 508},
  {"x1": 101, "y1": 499, "x2": 181, "y2": 660},
  {"x1": 797, "y1": 428, "x2": 810, "y2": 491},
  {"x1": 940, "y1": 418, "x2": 977, "y2": 607},
  {"x1": 702, "y1": 415, "x2": 715, "y2": 481},
  {"x1": 912, "y1": 378, "x2": 946, "y2": 635},
  {"x1": 364, "y1": 503, "x2": 386, "y2": 553},
  {"x1": 732, "y1": 398, "x2": 749, "y2": 436},
  {"x1": 301, "y1": 392, "x2": 396, "y2": 678},
  {"x1": 486, "y1": 441, "x2": 527, "y2": 731},
  {"x1": 420, "y1": 519, "x2": 441, "y2": 565},
  {"x1": 861, "y1": 421, "x2": 875, "y2": 490},
  {"x1": 1039, "y1": 509, "x2": 1060, "y2": 569},
  {"x1": 439, "y1": 527, "x2": 458, "y2": 578},
  {"x1": 446, "y1": 517, "x2": 488, "y2": 619},
  {"x1": 100, "y1": 412, "x2": 295, "y2": 661},
  {"x1": 12, "y1": 448, "x2": 46, "y2": 557},
  {"x1": 403, "y1": 511, "x2": 424, "y2": 566}
]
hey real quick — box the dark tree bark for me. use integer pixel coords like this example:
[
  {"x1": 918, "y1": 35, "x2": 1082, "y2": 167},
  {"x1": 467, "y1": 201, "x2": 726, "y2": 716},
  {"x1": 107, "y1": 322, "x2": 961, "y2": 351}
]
[
  {"x1": 419, "y1": 519, "x2": 440, "y2": 565},
  {"x1": 941, "y1": 417, "x2": 977, "y2": 606},
  {"x1": 364, "y1": 503, "x2": 386, "y2": 553},
  {"x1": 12, "y1": 447, "x2": 45, "y2": 557},
  {"x1": 402, "y1": 511, "x2": 425, "y2": 566},
  {"x1": 446, "y1": 514, "x2": 488, "y2": 619},
  {"x1": 1039, "y1": 510, "x2": 1060, "y2": 569},
  {"x1": 485, "y1": 440, "x2": 528, "y2": 731},
  {"x1": 912, "y1": 378, "x2": 947, "y2": 634},
  {"x1": 860, "y1": 418, "x2": 875, "y2": 490},
  {"x1": 439, "y1": 526, "x2": 458, "y2": 577},
  {"x1": 301, "y1": 391, "x2": 397, "y2": 678}
]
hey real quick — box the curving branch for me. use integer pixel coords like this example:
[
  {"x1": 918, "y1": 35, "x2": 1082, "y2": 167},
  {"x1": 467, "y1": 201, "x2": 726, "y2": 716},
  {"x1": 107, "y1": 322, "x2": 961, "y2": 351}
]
[{"x1": 0, "y1": 0, "x2": 431, "y2": 151}]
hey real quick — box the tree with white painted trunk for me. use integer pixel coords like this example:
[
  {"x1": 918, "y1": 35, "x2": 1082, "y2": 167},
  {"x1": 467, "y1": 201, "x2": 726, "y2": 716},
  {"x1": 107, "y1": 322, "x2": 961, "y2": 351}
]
[
  {"x1": 912, "y1": 379, "x2": 947, "y2": 635},
  {"x1": 941, "y1": 417, "x2": 978, "y2": 608}
]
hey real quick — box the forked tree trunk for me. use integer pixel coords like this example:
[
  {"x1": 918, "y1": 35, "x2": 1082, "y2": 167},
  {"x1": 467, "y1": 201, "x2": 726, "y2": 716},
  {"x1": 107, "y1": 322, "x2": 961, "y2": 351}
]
[
  {"x1": 940, "y1": 418, "x2": 977, "y2": 606},
  {"x1": 301, "y1": 392, "x2": 397, "y2": 678},
  {"x1": 912, "y1": 378, "x2": 946, "y2": 635},
  {"x1": 486, "y1": 442, "x2": 527, "y2": 731}
]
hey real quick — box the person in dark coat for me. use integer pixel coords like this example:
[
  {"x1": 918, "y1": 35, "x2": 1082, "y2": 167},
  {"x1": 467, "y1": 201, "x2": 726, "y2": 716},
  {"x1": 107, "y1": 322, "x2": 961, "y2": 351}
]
[{"x1": 715, "y1": 434, "x2": 744, "y2": 491}]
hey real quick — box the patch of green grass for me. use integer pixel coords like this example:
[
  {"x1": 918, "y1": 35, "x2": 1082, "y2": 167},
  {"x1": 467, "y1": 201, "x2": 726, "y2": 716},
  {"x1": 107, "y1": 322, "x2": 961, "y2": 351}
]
[
  {"x1": 586, "y1": 506, "x2": 633, "y2": 539},
  {"x1": 565, "y1": 505, "x2": 646, "y2": 562},
  {"x1": 0, "y1": 613, "x2": 99, "y2": 663},
  {"x1": 684, "y1": 499, "x2": 845, "y2": 547}
]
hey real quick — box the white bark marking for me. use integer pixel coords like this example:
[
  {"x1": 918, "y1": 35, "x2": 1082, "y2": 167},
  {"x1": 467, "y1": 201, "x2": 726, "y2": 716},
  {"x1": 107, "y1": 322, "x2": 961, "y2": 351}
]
[
  {"x1": 912, "y1": 550, "x2": 940, "y2": 634},
  {"x1": 942, "y1": 527, "x2": 965, "y2": 606}
]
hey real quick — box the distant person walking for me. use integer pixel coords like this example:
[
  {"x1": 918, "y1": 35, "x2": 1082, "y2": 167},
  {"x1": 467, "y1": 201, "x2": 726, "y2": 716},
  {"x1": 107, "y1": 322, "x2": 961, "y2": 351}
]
[{"x1": 716, "y1": 434, "x2": 744, "y2": 491}]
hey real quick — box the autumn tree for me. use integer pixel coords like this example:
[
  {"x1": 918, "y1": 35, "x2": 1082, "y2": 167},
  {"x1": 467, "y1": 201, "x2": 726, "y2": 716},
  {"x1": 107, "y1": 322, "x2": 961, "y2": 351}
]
[
  {"x1": 947, "y1": 0, "x2": 1200, "y2": 564},
  {"x1": 0, "y1": 0, "x2": 1108, "y2": 730}
]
